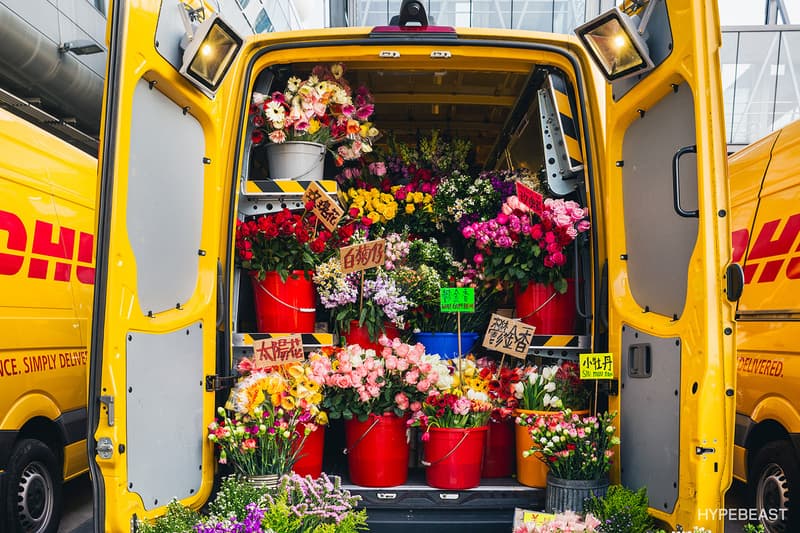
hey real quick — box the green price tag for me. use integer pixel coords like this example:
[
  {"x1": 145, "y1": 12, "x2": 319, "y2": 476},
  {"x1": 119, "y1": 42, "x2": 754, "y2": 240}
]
[
  {"x1": 579, "y1": 353, "x2": 614, "y2": 379},
  {"x1": 440, "y1": 287, "x2": 475, "y2": 313}
]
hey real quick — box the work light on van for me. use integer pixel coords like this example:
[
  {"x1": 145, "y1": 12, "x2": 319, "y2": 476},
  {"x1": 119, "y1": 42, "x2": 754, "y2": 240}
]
[
  {"x1": 179, "y1": 12, "x2": 243, "y2": 98},
  {"x1": 575, "y1": 5, "x2": 655, "y2": 81}
]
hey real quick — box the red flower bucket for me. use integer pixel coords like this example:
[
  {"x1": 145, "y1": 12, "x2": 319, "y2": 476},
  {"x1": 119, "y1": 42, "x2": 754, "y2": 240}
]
[
  {"x1": 423, "y1": 426, "x2": 488, "y2": 489},
  {"x1": 515, "y1": 280, "x2": 577, "y2": 334},
  {"x1": 344, "y1": 413, "x2": 409, "y2": 487},
  {"x1": 291, "y1": 424, "x2": 325, "y2": 478},
  {"x1": 341, "y1": 320, "x2": 399, "y2": 351},
  {"x1": 251, "y1": 270, "x2": 316, "y2": 333},
  {"x1": 481, "y1": 418, "x2": 515, "y2": 478}
]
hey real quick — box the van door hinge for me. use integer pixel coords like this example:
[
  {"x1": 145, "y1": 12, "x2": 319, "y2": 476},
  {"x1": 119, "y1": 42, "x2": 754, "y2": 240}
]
[
  {"x1": 99, "y1": 395, "x2": 115, "y2": 426},
  {"x1": 205, "y1": 374, "x2": 238, "y2": 392}
]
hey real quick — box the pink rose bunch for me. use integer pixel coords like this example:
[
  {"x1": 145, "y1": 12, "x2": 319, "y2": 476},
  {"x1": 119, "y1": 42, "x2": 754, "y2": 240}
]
[
  {"x1": 461, "y1": 195, "x2": 590, "y2": 292},
  {"x1": 315, "y1": 337, "x2": 440, "y2": 421}
]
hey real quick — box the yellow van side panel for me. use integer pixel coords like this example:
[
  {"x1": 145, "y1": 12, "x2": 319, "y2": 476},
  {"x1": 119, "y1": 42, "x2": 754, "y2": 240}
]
[
  {"x1": 729, "y1": 120, "x2": 800, "y2": 481},
  {"x1": 0, "y1": 107, "x2": 96, "y2": 479}
]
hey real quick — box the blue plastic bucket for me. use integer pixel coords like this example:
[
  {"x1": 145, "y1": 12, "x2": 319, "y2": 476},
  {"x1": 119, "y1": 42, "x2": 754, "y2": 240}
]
[{"x1": 414, "y1": 332, "x2": 480, "y2": 359}]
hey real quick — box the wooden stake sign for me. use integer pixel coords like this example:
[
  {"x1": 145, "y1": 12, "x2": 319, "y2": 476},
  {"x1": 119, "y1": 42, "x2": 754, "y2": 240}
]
[
  {"x1": 252, "y1": 334, "x2": 305, "y2": 369},
  {"x1": 482, "y1": 313, "x2": 536, "y2": 359},
  {"x1": 516, "y1": 181, "x2": 544, "y2": 213},
  {"x1": 302, "y1": 181, "x2": 343, "y2": 231},
  {"x1": 339, "y1": 239, "x2": 386, "y2": 274}
]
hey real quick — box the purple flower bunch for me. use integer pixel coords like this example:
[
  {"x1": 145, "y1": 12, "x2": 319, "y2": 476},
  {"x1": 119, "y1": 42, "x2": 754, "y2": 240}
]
[
  {"x1": 363, "y1": 271, "x2": 413, "y2": 324},
  {"x1": 261, "y1": 473, "x2": 366, "y2": 529},
  {"x1": 194, "y1": 502, "x2": 265, "y2": 533}
]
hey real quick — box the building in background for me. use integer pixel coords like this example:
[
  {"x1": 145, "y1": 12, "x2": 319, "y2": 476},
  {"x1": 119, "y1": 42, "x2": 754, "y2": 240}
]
[
  {"x1": 348, "y1": 0, "x2": 799, "y2": 150},
  {"x1": 0, "y1": 0, "x2": 795, "y2": 152}
]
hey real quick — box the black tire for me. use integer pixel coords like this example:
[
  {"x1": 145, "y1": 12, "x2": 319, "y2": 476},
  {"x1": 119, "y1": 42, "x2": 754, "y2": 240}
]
[
  {"x1": 750, "y1": 440, "x2": 799, "y2": 533},
  {"x1": 2, "y1": 439, "x2": 63, "y2": 533}
]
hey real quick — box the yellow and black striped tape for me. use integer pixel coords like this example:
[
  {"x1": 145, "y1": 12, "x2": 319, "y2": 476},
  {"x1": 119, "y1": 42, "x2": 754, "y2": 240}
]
[
  {"x1": 244, "y1": 179, "x2": 337, "y2": 195},
  {"x1": 549, "y1": 74, "x2": 584, "y2": 171},
  {"x1": 241, "y1": 332, "x2": 334, "y2": 350},
  {"x1": 530, "y1": 335, "x2": 587, "y2": 349}
]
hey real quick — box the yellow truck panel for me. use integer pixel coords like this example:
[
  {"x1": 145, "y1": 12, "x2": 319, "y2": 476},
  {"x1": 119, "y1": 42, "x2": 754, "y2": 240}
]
[
  {"x1": 729, "y1": 119, "x2": 800, "y2": 531},
  {"x1": 0, "y1": 107, "x2": 96, "y2": 533}
]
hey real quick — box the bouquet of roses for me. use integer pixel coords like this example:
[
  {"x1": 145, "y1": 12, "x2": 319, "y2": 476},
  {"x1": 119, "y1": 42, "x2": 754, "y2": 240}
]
[
  {"x1": 235, "y1": 204, "x2": 356, "y2": 282},
  {"x1": 314, "y1": 337, "x2": 440, "y2": 421},
  {"x1": 462, "y1": 196, "x2": 590, "y2": 293}
]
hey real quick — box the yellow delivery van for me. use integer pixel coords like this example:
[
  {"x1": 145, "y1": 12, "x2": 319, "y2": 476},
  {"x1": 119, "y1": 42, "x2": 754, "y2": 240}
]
[
  {"x1": 87, "y1": 1, "x2": 737, "y2": 532},
  {"x1": 0, "y1": 107, "x2": 96, "y2": 533},
  {"x1": 730, "y1": 118, "x2": 800, "y2": 532}
]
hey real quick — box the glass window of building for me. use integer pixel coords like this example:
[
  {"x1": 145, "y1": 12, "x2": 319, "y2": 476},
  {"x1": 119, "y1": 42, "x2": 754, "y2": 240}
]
[
  {"x1": 254, "y1": 9, "x2": 274, "y2": 33},
  {"x1": 237, "y1": 0, "x2": 251, "y2": 8}
]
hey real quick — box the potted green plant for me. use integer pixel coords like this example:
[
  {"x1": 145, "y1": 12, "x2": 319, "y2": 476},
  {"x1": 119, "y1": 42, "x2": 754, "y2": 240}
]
[{"x1": 524, "y1": 409, "x2": 620, "y2": 514}]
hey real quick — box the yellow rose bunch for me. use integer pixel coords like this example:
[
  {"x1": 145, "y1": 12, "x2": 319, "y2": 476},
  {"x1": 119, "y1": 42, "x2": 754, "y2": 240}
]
[{"x1": 346, "y1": 187, "x2": 399, "y2": 224}]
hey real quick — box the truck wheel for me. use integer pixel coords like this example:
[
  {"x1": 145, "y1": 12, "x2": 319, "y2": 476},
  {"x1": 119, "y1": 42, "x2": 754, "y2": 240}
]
[
  {"x1": 3, "y1": 439, "x2": 63, "y2": 533},
  {"x1": 751, "y1": 441, "x2": 798, "y2": 533}
]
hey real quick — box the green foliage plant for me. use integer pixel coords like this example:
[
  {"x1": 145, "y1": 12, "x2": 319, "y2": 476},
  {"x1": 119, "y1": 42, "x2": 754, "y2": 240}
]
[
  {"x1": 583, "y1": 485, "x2": 654, "y2": 533},
  {"x1": 136, "y1": 500, "x2": 200, "y2": 533}
]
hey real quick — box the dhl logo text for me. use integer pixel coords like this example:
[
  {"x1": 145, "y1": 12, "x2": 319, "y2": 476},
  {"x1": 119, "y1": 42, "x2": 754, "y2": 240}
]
[
  {"x1": 0, "y1": 209, "x2": 94, "y2": 284},
  {"x1": 732, "y1": 213, "x2": 800, "y2": 284}
]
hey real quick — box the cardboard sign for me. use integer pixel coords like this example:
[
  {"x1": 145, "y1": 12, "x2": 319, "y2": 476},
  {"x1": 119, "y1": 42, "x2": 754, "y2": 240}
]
[
  {"x1": 339, "y1": 239, "x2": 386, "y2": 274},
  {"x1": 440, "y1": 287, "x2": 475, "y2": 313},
  {"x1": 302, "y1": 181, "x2": 343, "y2": 231},
  {"x1": 516, "y1": 181, "x2": 544, "y2": 213},
  {"x1": 482, "y1": 313, "x2": 536, "y2": 359},
  {"x1": 579, "y1": 353, "x2": 614, "y2": 379},
  {"x1": 252, "y1": 334, "x2": 305, "y2": 368},
  {"x1": 513, "y1": 508, "x2": 556, "y2": 529}
]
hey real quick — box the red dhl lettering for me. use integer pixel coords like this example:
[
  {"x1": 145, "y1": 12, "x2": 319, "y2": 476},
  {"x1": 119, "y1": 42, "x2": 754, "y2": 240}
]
[
  {"x1": 0, "y1": 209, "x2": 94, "y2": 285},
  {"x1": 732, "y1": 213, "x2": 800, "y2": 284}
]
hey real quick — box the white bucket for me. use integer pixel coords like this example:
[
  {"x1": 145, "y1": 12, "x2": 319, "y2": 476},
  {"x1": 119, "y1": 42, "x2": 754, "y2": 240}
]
[{"x1": 265, "y1": 141, "x2": 325, "y2": 181}]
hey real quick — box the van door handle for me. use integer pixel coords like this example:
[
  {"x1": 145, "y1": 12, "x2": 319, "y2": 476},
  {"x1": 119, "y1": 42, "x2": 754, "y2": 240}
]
[{"x1": 672, "y1": 145, "x2": 699, "y2": 218}]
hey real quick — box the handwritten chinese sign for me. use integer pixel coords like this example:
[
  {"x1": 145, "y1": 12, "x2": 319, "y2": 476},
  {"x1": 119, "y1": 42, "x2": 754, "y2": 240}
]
[
  {"x1": 339, "y1": 239, "x2": 386, "y2": 274},
  {"x1": 516, "y1": 181, "x2": 544, "y2": 213},
  {"x1": 302, "y1": 181, "x2": 343, "y2": 231},
  {"x1": 482, "y1": 313, "x2": 536, "y2": 359},
  {"x1": 440, "y1": 287, "x2": 475, "y2": 313},
  {"x1": 579, "y1": 353, "x2": 614, "y2": 379},
  {"x1": 252, "y1": 334, "x2": 305, "y2": 369}
]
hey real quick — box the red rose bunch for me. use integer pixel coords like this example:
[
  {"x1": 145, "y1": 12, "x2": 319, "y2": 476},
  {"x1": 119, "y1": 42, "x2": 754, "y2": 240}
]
[{"x1": 235, "y1": 206, "x2": 355, "y2": 281}]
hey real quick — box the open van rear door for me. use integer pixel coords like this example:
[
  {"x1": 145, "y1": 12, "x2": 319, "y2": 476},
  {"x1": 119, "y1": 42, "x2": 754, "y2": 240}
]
[
  {"x1": 577, "y1": 0, "x2": 735, "y2": 529},
  {"x1": 87, "y1": 2, "x2": 243, "y2": 531}
]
